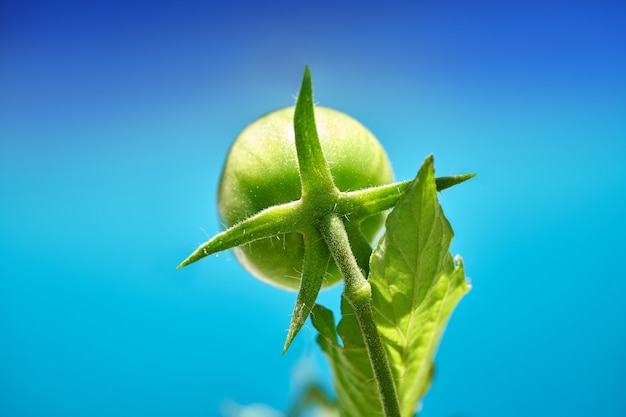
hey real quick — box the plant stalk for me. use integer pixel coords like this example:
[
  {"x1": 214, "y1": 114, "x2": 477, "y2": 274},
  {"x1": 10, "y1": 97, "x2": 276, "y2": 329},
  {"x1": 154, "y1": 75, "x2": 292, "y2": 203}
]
[{"x1": 318, "y1": 214, "x2": 401, "y2": 417}]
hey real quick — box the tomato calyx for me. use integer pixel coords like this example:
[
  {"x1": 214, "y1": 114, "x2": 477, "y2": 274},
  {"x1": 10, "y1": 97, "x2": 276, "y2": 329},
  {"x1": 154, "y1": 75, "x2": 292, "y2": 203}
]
[
  {"x1": 176, "y1": 178, "x2": 472, "y2": 271},
  {"x1": 177, "y1": 67, "x2": 475, "y2": 352}
]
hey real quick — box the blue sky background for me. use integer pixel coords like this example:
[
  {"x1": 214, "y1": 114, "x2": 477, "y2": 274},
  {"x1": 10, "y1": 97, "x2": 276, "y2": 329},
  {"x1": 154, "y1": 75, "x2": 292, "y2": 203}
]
[{"x1": 1, "y1": 0, "x2": 625, "y2": 416}]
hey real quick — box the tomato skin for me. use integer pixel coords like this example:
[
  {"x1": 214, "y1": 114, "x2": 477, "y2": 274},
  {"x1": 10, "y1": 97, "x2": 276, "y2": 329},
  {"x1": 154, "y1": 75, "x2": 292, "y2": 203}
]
[{"x1": 218, "y1": 106, "x2": 393, "y2": 291}]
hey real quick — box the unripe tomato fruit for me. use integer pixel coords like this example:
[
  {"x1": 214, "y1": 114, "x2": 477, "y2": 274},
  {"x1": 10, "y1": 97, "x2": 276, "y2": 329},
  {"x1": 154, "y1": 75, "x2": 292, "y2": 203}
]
[{"x1": 218, "y1": 106, "x2": 393, "y2": 291}]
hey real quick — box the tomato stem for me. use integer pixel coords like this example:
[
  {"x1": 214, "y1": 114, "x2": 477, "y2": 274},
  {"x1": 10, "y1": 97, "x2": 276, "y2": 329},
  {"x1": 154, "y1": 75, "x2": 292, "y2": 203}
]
[{"x1": 318, "y1": 214, "x2": 402, "y2": 417}]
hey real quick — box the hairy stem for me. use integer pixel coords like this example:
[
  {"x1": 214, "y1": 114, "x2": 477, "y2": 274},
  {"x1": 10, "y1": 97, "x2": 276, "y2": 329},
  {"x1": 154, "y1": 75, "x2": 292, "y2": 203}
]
[{"x1": 318, "y1": 214, "x2": 401, "y2": 417}]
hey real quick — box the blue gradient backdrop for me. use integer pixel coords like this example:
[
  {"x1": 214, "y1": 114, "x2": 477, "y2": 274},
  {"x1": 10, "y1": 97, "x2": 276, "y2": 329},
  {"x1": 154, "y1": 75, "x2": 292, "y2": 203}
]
[{"x1": 1, "y1": 1, "x2": 625, "y2": 416}]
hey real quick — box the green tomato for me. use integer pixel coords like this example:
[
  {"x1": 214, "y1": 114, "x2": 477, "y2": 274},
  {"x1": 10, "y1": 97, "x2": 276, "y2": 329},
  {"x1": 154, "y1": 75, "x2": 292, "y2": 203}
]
[{"x1": 217, "y1": 106, "x2": 393, "y2": 291}]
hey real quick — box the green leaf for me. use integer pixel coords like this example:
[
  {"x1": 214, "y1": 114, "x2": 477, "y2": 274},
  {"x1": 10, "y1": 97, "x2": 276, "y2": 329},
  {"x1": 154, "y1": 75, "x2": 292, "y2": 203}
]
[
  {"x1": 369, "y1": 155, "x2": 471, "y2": 416},
  {"x1": 312, "y1": 155, "x2": 470, "y2": 417},
  {"x1": 311, "y1": 303, "x2": 382, "y2": 417},
  {"x1": 285, "y1": 382, "x2": 338, "y2": 417}
]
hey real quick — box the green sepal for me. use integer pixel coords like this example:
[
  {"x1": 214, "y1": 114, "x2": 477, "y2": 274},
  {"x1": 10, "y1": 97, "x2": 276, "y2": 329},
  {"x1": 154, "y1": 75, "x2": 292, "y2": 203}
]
[
  {"x1": 283, "y1": 230, "x2": 331, "y2": 353},
  {"x1": 176, "y1": 200, "x2": 302, "y2": 269},
  {"x1": 294, "y1": 65, "x2": 336, "y2": 198},
  {"x1": 435, "y1": 172, "x2": 476, "y2": 191},
  {"x1": 339, "y1": 173, "x2": 475, "y2": 221}
]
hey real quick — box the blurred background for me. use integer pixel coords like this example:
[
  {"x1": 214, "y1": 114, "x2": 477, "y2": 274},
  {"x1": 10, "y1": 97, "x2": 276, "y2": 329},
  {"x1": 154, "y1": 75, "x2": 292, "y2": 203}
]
[{"x1": 1, "y1": 0, "x2": 625, "y2": 416}]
